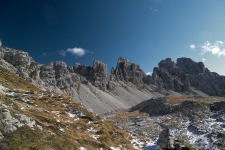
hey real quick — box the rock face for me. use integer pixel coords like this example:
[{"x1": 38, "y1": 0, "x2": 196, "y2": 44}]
[
  {"x1": 157, "y1": 128, "x2": 175, "y2": 149},
  {"x1": 1, "y1": 109, "x2": 24, "y2": 133},
  {"x1": 92, "y1": 60, "x2": 109, "y2": 91},
  {"x1": 40, "y1": 60, "x2": 110, "y2": 91},
  {"x1": 152, "y1": 57, "x2": 225, "y2": 96},
  {"x1": 36, "y1": 58, "x2": 157, "y2": 114},
  {"x1": 111, "y1": 57, "x2": 150, "y2": 87},
  {"x1": 152, "y1": 58, "x2": 187, "y2": 93},
  {"x1": 39, "y1": 57, "x2": 151, "y2": 93},
  {"x1": 0, "y1": 46, "x2": 41, "y2": 87},
  {"x1": 3, "y1": 48, "x2": 39, "y2": 79}
]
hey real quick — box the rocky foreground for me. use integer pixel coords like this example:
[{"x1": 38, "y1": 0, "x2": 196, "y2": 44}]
[{"x1": 107, "y1": 96, "x2": 225, "y2": 149}]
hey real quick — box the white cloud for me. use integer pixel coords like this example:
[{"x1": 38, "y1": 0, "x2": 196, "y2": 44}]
[
  {"x1": 201, "y1": 41, "x2": 225, "y2": 56},
  {"x1": 67, "y1": 47, "x2": 85, "y2": 57},
  {"x1": 60, "y1": 47, "x2": 87, "y2": 57},
  {"x1": 202, "y1": 58, "x2": 206, "y2": 62},
  {"x1": 189, "y1": 44, "x2": 196, "y2": 50},
  {"x1": 42, "y1": 52, "x2": 47, "y2": 56},
  {"x1": 146, "y1": 72, "x2": 152, "y2": 75}
]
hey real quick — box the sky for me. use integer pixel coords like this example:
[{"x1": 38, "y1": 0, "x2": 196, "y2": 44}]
[{"x1": 0, "y1": 0, "x2": 225, "y2": 75}]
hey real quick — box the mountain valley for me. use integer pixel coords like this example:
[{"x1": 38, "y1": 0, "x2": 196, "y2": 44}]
[{"x1": 0, "y1": 43, "x2": 225, "y2": 149}]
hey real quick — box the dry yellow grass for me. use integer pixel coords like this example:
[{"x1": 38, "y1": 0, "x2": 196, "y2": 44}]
[
  {"x1": 108, "y1": 110, "x2": 142, "y2": 120},
  {"x1": 0, "y1": 66, "x2": 41, "y2": 92},
  {"x1": 0, "y1": 66, "x2": 133, "y2": 149}
]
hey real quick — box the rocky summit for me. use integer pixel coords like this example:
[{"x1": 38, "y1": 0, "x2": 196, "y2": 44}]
[
  {"x1": 152, "y1": 58, "x2": 225, "y2": 96},
  {"x1": 0, "y1": 43, "x2": 225, "y2": 149}
]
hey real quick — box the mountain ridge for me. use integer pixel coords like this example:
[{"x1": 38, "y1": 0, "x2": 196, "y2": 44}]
[{"x1": 0, "y1": 44, "x2": 225, "y2": 114}]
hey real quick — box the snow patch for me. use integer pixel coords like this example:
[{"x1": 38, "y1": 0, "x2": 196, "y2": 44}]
[
  {"x1": 87, "y1": 127, "x2": 98, "y2": 133},
  {"x1": 144, "y1": 138, "x2": 162, "y2": 150},
  {"x1": 110, "y1": 145, "x2": 123, "y2": 150},
  {"x1": 0, "y1": 84, "x2": 6, "y2": 94},
  {"x1": 89, "y1": 134, "x2": 99, "y2": 140},
  {"x1": 59, "y1": 127, "x2": 64, "y2": 132}
]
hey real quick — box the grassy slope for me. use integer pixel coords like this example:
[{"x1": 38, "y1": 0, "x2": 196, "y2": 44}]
[{"x1": 0, "y1": 66, "x2": 133, "y2": 150}]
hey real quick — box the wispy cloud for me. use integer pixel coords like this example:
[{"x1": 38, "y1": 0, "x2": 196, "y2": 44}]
[
  {"x1": 189, "y1": 44, "x2": 196, "y2": 50},
  {"x1": 202, "y1": 58, "x2": 206, "y2": 62},
  {"x1": 149, "y1": 7, "x2": 158, "y2": 12},
  {"x1": 151, "y1": 0, "x2": 161, "y2": 3},
  {"x1": 201, "y1": 41, "x2": 225, "y2": 56},
  {"x1": 189, "y1": 41, "x2": 225, "y2": 57},
  {"x1": 153, "y1": 9, "x2": 158, "y2": 12},
  {"x1": 42, "y1": 52, "x2": 47, "y2": 56},
  {"x1": 60, "y1": 47, "x2": 89, "y2": 57},
  {"x1": 146, "y1": 72, "x2": 152, "y2": 75}
]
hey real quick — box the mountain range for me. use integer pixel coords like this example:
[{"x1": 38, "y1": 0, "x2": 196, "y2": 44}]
[{"x1": 0, "y1": 42, "x2": 225, "y2": 149}]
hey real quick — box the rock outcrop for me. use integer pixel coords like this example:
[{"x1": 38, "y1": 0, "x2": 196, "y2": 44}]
[
  {"x1": 92, "y1": 60, "x2": 109, "y2": 91},
  {"x1": 111, "y1": 57, "x2": 150, "y2": 87},
  {"x1": 3, "y1": 47, "x2": 39, "y2": 79},
  {"x1": 0, "y1": 46, "x2": 43, "y2": 89},
  {"x1": 152, "y1": 57, "x2": 225, "y2": 96},
  {"x1": 39, "y1": 60, "x2": 110, "y2": 91},
  {"x1": 157, "y1": 128, "x2": 175, "y2": 149}
]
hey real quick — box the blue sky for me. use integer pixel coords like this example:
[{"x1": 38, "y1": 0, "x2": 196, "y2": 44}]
[{"x1": 1, "y1": 0, "x2": 225, "y2": 75}]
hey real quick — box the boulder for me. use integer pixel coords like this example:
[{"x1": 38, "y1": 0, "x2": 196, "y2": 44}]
[
  {"x1": 1, "y1": 109, "x2": 23, "y2": 133},
  {"x1": 157, "y1": 128, "x2": 175, "y2": 149}
]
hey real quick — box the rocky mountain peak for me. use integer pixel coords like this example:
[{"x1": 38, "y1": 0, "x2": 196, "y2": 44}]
[
  {"x1": 177, "y1": 57, "x2": 207, "y2": 74},
  {"x1": 111, "y1": 57, "x2": 149, "y2": 86},
  {"x1": 152, "y1": 57, "x2": 225, "y2": 96},
  {"x1": 116, "y1": 57, "x2": 131, "y2": 70},
  {"x1": 158, "y1": 58, "x2": 176, "y2": 69},
  {"x1": 93, "y1": 60, "x2": 107, "y2": 72}
]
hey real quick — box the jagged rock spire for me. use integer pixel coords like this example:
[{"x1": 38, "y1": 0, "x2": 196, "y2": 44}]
[{"x1": 0, "y1": 40, "x2": 2, "y2": 47}]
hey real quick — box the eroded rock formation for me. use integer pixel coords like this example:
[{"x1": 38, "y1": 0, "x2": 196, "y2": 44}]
[{"x1": 152, "y1": 57, "x2": 225, "y2": 96}]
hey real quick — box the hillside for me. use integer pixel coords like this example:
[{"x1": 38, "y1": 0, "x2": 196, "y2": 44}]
[{"x1": 0, "y1": 65, "x2": 134, "y2": 149}]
